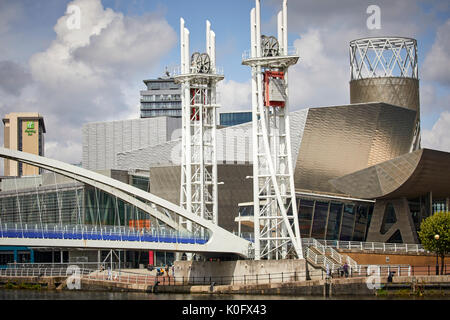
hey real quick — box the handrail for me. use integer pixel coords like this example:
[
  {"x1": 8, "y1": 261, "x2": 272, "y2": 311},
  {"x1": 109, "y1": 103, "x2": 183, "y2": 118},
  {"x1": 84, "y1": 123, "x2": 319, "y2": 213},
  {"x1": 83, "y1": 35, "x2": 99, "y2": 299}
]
[
  {"x1": 318, "y1": 239, "x2": 426, "y2": 253},
  {"x1": 303, "y1": 238, "x2": 358, "y2": 268},
  {"x1": 0, "y1": 222, "x2": 209, "y2": 244},
  {"x1": 1, "y1": 264, "x2": 448, "y2": 286},
  {"x1": 301, "y1": 238, "x2": 426, "y2": 254},
  {"x1": 242, "y1": 46, "x2": 299, "y2": 60}
]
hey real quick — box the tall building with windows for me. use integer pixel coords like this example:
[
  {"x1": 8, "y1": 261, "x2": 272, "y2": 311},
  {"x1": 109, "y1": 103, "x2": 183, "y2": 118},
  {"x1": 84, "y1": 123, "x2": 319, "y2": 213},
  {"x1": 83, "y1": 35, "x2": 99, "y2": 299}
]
[
  {"x1": 3, "y1": 112, "x2": 45, "y2": 176},
  {"x1": 140, "y1": 73, "x2": 182, "y2": 118}
]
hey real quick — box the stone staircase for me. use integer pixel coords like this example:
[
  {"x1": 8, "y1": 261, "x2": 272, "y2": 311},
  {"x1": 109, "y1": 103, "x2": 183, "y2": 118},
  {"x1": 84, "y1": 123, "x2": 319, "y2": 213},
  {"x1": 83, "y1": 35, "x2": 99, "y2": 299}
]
[{"x1": 302, "y1": 238, "x2": 358, "y2": 274}]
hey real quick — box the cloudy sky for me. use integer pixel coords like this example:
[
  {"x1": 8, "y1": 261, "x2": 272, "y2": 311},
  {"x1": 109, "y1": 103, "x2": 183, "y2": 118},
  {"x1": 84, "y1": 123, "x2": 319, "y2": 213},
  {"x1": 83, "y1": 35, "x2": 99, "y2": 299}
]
[{"x1": 0, "y1": 0, "x2": 449, "y2": 168}]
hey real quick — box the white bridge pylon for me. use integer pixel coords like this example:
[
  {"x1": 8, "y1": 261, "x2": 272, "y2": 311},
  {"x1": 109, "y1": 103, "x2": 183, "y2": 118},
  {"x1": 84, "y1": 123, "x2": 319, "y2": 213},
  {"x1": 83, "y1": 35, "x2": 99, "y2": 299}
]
[
  {"x1": 0, "y1": 148, "x2": 250, "y2": 257},
  {"x1": 174, "y1": 18, "x2": 223, "y2": 236},
  {"x1": 242, "y1": 0, "x2": 303, "y2": 260}
]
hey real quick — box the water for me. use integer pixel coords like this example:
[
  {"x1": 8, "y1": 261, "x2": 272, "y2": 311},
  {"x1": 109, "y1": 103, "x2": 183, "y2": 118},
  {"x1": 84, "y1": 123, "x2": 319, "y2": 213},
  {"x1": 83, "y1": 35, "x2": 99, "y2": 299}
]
[{"x1": 0, "y1": 289, "x2": 446, "y2": 300}]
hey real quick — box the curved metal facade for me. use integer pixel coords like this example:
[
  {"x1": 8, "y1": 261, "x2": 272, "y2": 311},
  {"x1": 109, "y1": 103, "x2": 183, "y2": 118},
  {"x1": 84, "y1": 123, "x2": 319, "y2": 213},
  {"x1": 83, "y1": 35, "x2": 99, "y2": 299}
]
[
  {"x1": 350, "y1": 77, "x2": 419, "y2": 114},
  {"x1": 330, "y1": 148, "x2": 450, "y2": 244},
  {"x1": 330, "y1": 149, "x2": 450, "y2": 200},
  {"x1": 293, "y1": 103, "x2": 416, "y2": 194}
]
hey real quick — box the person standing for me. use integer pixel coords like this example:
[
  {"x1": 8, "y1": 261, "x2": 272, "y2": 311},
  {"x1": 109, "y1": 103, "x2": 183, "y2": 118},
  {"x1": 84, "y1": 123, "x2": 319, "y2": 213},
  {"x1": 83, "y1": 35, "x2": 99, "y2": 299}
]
[{"x1": 343, "y1": 263, "x2": 349, "y2": 277}]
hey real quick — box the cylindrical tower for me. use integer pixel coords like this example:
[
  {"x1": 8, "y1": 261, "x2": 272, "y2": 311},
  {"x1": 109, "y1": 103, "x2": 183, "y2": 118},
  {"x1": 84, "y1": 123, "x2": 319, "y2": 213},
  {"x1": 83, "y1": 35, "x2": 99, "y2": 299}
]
[{"x1": 349, "y1": 37, "x2": 420, "y2": 151}]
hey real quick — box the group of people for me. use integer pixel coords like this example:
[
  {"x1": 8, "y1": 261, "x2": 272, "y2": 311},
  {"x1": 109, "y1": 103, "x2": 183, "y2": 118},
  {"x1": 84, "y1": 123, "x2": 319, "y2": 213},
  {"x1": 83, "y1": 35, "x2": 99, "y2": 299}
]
[
  {"x1": 337, "y1": 263, "x2": 350, "y2": 277},
  {"x1": 327, "y1": 263, "x2": 350, "y2": 278},
  {"x1": 148, "y1": 264, "x2": 175, "y2": 277}
]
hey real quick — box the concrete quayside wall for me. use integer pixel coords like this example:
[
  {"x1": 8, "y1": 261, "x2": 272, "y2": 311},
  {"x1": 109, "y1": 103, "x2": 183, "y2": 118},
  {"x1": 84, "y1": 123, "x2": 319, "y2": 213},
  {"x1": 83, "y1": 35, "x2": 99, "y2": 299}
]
[
  {"x1": 156, "y1": 275, "x2": 450, "y2": 296},
  {"x1": 173, "y1": 259, "x2": 307, "y2": 284}
]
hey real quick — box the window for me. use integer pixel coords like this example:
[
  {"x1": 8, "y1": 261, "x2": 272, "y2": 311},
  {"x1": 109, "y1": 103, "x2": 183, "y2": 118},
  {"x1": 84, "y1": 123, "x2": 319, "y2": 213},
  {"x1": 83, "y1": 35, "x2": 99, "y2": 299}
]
[
  {"x1": 339, "y1": 204, "x2": 355, "y2": 241},
  {"x1": 220, "y1": 112, "x2": 252, "y2": 126},
  {"x1": 311, "y1": 201, "x2": 329, "y2": 239},
  {"x1": 326, "y1": 203, "x2": 343, "y2": 240},
  {"x1": 298, "y1": 199, "x2": 314, "y2": 237},
  {"x1": 239, "y1": 205, "x2": 253, "y2": 217},
  {"x1": 352, "y1": 205, "x2": 368, "y2": 241}
]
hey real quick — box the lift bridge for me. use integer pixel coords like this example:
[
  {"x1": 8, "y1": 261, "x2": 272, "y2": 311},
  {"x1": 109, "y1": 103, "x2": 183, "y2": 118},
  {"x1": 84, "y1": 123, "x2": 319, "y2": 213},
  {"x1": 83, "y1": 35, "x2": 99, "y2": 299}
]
[{"x1": 0, "y1": 148, "x2": 252, "y2": 258}]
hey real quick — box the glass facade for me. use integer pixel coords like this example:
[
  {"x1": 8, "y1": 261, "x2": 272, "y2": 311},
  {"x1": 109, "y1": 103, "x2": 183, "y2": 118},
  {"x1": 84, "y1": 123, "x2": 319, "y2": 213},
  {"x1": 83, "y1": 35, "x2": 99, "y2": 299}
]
[
  {"x1": 326, "y1": 203, "x2": 343, "y2": 240},
  {"x1": 0, "y1": 184, "x2": 171, "y2": 231},
  {"x1": 238, "y1": 195, "x2": 374, "y2": 241},
  {"x1": 219, "y1": 112, "x2": 252, "y2": 127}
]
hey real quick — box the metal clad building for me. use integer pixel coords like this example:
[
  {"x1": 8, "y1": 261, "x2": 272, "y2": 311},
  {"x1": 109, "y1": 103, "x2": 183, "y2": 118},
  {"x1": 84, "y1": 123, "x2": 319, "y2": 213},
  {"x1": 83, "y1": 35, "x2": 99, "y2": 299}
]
[
  {"x1": 294, "y1": 103, "x2": 416, "y2": 194},
  {"x1": 82, "y1": 117, "x2": 181, "y2": 171}
]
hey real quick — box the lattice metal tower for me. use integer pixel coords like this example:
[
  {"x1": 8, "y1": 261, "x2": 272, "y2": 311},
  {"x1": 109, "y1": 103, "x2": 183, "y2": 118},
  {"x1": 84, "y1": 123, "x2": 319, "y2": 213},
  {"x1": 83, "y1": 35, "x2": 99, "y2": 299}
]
[
  {"x1": 174, "y1": 19, "x2": 223, "y2": 236},
  {"x1": 349, "y1": 37, "x2": 421, "y2": 151},
  {"x1": 242, "y1": 0, "x2": 303, "y2": 260}
]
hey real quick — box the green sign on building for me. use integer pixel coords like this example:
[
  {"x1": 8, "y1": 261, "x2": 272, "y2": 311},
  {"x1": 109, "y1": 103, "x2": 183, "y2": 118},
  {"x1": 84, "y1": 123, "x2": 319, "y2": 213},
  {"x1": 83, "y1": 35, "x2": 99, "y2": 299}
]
[{"x1": 25, "y1": 121, "x2": 36, "y2": 136}]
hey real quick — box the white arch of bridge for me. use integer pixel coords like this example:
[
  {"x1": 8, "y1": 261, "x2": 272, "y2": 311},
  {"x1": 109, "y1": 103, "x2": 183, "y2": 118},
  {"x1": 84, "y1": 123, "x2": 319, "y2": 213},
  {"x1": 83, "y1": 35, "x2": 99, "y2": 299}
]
[{"x1": 0, "y1": 148, "x2": 250, "y2": 257}]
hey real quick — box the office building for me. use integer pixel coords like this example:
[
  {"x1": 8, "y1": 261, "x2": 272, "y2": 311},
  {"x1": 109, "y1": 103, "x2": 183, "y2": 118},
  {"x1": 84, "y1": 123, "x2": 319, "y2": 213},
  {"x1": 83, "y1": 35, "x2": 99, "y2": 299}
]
[{"x1": 140, "y1": 74, "x2": 182, "y2": 118}]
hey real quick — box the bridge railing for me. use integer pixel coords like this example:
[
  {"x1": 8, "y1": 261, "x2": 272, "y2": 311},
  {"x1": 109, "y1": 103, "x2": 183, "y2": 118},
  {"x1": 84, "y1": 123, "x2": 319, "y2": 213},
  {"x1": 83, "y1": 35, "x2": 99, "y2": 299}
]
[
  {"x1": 6, "y1": 262, "x2": 123, "y2": 270},
  {"x1": 0, "y1": 222, "x2": 209, "y2": 244}
]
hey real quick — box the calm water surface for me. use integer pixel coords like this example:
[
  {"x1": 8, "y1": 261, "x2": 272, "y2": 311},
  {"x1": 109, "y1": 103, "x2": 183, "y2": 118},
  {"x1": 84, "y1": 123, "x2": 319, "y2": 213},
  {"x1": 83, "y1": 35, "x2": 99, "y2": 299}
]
[{"x1": 0, "y1": 289, "x2": 446, "y2": 300}]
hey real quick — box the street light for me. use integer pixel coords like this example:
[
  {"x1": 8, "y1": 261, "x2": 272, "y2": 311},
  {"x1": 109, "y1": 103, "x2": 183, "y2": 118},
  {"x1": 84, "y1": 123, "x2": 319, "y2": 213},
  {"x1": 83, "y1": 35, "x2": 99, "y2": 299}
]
[{"x1": 434, "y1": 234, "x2": 440, "y2": 275}]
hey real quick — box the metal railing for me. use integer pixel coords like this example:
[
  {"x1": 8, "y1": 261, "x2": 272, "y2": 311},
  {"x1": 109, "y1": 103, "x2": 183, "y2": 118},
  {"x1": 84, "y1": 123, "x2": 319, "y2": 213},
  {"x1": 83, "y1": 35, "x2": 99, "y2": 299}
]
[
  {"x1": 172, "y1": 66, "x2": 224, "y2": 76},
  {"x1": 304, "y1": 247, "x2": 340, "y2": 273},
  {"x1": 6, "y1": 262, "x2": 121, "y2": 270},
  {"x1": 0, "y1": 223, "x2": 209, "y2": 245},
  {"x1": 0, "y1": 267, "x2": 84, "y2": 277},
  {"x1": 242, "y1": 46, "x2": 299, "y2": 60},
  {"x1": 318, "y1": 239, "x2": 426, "y2": 253},
  {"x1": 1, "y1": 264, "x2": 448, "y2": 288},
  {"x1": 302, "y1": 238, "x2": 358, "y2": 269}
]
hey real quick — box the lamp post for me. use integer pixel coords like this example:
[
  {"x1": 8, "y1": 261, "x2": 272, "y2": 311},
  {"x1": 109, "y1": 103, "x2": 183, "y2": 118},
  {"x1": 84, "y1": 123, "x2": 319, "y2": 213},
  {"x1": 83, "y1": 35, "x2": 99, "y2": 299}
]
[{"x1": 434, "y1": 234, "x2": 440, "y2": 275}]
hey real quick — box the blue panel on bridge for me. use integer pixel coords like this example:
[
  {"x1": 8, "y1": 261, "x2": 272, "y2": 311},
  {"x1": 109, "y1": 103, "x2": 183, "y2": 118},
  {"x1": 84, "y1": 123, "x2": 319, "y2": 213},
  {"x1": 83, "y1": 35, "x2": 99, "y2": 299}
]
[{"x1": 1, "y1": 227, "x2": 209, "y2": 246}]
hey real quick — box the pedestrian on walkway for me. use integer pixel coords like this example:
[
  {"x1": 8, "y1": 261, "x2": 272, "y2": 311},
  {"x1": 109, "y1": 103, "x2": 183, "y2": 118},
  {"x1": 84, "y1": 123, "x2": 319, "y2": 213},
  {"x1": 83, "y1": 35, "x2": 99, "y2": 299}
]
[
  {"x1": 165, "y1": 264, "x2": 169, "y2": 277},
  {"x1": 343, "y1": 263, "x2": 349, "y2": 278}
]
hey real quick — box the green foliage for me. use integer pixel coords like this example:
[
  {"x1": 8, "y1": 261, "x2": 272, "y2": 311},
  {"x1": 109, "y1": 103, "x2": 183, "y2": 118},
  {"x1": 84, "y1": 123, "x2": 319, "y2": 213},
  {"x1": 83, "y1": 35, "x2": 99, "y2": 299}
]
[
  {"x1": 376, "y1": 288, "x2": 388, "y2": 296},
  {"x1": 5, "y1": 281, "x2": 15, "y2": 289},
  {"x1": 418, "y1": 211, "x2": 450, "y2": 257}
]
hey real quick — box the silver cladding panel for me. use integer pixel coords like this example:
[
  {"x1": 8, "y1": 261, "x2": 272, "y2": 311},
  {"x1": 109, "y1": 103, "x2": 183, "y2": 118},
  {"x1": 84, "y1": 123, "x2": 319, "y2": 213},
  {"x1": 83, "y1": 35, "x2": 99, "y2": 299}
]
[
  {"x1": 294, "y1": 103, "x2": 416, "y2": 194},
  {"x1": 112, "y1": 104, "x2": 414, "y2": 196},
  {"x1": 116, "y1": 109, "x2": 308, "y2": 170},
  {"x1": 82, "y1": 117, "x2": 181, "y2": 171}
]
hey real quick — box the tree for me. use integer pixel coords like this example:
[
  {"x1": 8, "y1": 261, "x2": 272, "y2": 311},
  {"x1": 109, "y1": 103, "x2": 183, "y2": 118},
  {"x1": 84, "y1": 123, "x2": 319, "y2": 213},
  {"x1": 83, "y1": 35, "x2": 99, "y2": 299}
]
[{"x1": 418, "y1": 211, "x2": 450, "y2": 275}]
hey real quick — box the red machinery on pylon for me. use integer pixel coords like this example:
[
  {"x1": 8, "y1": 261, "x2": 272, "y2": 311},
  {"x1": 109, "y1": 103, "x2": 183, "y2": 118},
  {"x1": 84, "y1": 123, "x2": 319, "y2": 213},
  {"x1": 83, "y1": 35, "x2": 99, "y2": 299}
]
[{"x1": 263, "y1": 70, "x2": 285, "y2": 107}]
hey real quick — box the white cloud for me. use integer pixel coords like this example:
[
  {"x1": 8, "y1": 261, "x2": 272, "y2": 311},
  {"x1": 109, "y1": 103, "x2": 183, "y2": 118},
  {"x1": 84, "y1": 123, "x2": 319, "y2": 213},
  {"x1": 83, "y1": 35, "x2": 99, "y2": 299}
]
[
  {"x1": 423, "y1": 19, "x2": 450, "y2": 86},
  {"x1": 1, "y1": 0, "x2": 177, "y2": 164},
  {"x1": 422, "y1": 111, "x2": 450, "y2": 152},
  {"x1": 278, "y1": 0, "x2": 446, "y2": 111},
  {"x1": 288, "y1": 28, "x2": 349, "y2": 110},
  {"x1": 218, "y1": 79, "x2": 252, "y2": 112}
]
